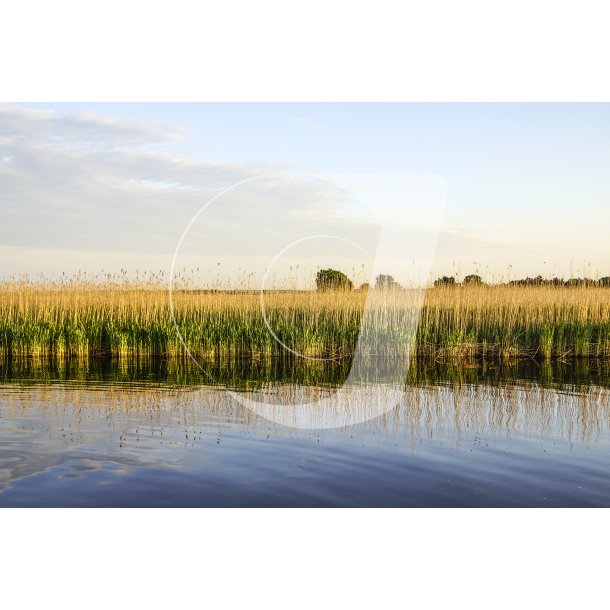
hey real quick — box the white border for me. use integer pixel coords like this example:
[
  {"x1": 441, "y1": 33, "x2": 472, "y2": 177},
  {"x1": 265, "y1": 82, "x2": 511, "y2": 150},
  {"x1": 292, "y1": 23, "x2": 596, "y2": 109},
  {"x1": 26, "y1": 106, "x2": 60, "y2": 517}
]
[
  {"x1": 3, "y1": 0, "x2": 610, "y2": 101},
  {"x1": 2, "y1": 509, "x2": 608, "y2": 609}
]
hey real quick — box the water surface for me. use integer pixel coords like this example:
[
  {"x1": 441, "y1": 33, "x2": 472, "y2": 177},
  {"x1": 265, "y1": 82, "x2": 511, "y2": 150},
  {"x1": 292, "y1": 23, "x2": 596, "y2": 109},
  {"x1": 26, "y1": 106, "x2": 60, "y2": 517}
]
[{"x1": 1, "y1": 359, "x2": 609, "y2": 506}]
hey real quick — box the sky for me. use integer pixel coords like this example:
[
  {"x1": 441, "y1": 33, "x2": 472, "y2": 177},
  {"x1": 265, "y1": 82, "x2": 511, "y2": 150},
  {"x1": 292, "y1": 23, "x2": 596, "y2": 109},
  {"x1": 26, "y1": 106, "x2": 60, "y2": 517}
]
[{"x1": 1, "y1": 103, "x2": 609, "y2": 286}]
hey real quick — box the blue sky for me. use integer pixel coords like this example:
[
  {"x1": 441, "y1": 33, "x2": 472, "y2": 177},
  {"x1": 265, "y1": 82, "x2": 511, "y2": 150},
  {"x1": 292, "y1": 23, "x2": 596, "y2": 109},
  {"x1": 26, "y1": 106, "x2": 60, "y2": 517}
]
[{"x1": 3, "y1": 103, "x2": 610, "y2": 283}]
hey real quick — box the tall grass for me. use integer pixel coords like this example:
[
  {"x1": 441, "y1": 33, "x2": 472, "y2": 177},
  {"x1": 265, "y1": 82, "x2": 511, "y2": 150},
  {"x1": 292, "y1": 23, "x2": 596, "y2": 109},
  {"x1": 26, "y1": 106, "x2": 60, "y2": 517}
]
[
  {"x1": 1, "y1": 277, "x2": 609, "y2": 362},
  {"x1": 421, "y1": 284, "x2": 610, "y2": 361}
]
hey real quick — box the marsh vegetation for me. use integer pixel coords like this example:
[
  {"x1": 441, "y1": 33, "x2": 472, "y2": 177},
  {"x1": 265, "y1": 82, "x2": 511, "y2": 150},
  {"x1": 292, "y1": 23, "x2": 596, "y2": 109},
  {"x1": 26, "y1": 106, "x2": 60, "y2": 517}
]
[{"x1": 1, "y1": 276, "x2": 609, "y2": 362}]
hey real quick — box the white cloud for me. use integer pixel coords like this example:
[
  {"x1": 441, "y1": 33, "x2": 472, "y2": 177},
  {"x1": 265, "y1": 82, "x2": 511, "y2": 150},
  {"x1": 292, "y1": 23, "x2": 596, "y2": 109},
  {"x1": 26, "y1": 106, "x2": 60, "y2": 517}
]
[
  {"x1": 0, "y1": 105, "x2": 376, "y2": 282},
  {"x1": 0, "y1": 104, "x2": 182, "y2": 147}
]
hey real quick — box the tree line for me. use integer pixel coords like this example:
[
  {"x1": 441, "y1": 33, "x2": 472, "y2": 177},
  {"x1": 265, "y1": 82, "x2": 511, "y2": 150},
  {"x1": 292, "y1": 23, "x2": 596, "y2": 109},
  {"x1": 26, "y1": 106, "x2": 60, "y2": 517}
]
[
  {"x1": 434, "y1": 275, "x2": 610, "y2": 287},
  {"x1": 316, "y1": 269, "x2": 610, "y2": 291}
]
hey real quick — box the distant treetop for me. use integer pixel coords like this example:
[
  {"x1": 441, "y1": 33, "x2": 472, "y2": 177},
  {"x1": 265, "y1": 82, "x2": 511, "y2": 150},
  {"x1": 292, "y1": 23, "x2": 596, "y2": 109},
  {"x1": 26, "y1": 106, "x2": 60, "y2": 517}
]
[
  {"x1": 315, "y1": 268, "x2": 353, "y2": 291},
  {"x1": 375, "y1": 274, "x2": 400, "y2": 289},
  {"x1": 433, "y1": 276, "x2": 456, "y2": 287},
  {"x1": 463, "y1": 274, "x2": 484, "y2": 286}
]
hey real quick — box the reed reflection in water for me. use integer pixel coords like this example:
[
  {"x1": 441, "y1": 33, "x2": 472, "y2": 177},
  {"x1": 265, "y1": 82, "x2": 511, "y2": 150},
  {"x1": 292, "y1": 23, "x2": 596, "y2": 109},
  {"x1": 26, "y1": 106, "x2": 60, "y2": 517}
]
[{"x1": 1, "y1": 372, "x2": 610, "y2": 506}]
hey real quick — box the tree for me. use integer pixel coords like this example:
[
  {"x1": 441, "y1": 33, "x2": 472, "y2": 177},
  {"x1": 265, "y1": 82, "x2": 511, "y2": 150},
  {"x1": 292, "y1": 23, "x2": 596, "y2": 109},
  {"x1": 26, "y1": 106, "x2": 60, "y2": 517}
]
[
  {"x1": 315, "y1": 268, "x2": 353, "y2": 291},
  {"x1": 434, "y1": 276, "x2": 456, "y2": 287},
  {"x1": 509, "y1": 276, "x2": 565, "y2": 286},
  {"x1": 375, "y1": 274, "x2": 398, "y2": 289},
  {"x1": 566, "y1": 278, "x2": 595, "y2": 287},
  {"x1": 463, "y1": 274, "x2": 484, "y2": 286}
]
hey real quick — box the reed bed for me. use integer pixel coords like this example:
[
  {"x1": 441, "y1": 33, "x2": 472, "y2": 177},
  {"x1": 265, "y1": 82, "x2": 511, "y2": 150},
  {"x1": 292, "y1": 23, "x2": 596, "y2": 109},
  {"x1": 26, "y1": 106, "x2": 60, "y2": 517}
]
[
  {"x1": 1, "y1": 278, "x2": 609, "y2": 362},
  {"x1": 421, "y1": 284, "x2": 610, "y2": 361}
]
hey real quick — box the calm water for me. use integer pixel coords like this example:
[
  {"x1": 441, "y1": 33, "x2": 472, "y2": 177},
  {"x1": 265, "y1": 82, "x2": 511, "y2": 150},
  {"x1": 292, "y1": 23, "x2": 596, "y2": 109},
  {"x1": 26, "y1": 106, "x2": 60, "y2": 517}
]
[{"x1": 1, "y1": 359, "x2": 609, "y2": 507}]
